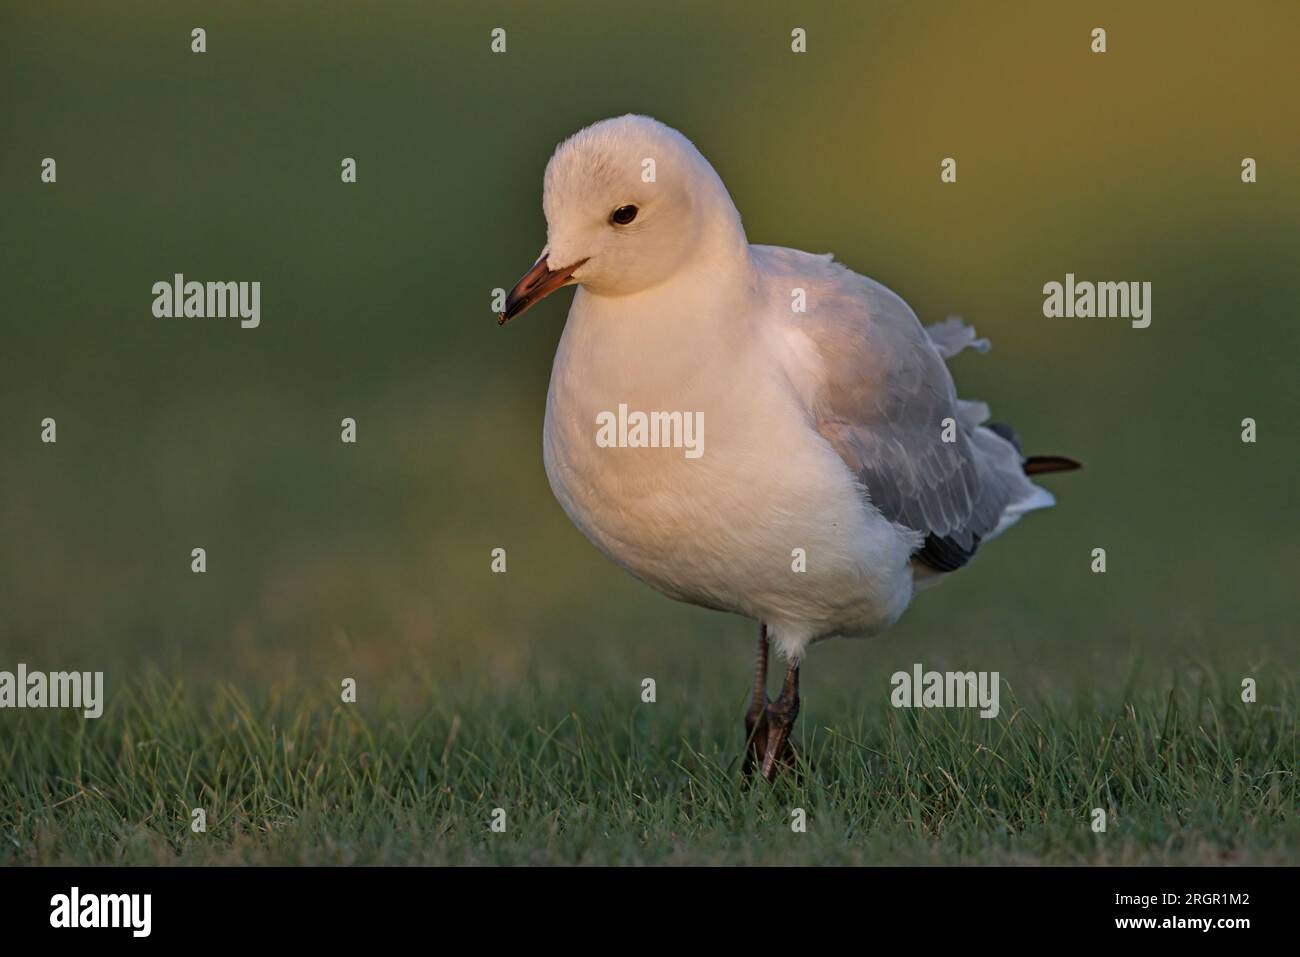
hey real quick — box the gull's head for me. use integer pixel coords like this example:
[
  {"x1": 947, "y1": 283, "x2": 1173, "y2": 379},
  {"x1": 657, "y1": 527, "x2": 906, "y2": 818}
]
[{"x1": 499, "y1": 115, "x2": 744, "y2": 323}]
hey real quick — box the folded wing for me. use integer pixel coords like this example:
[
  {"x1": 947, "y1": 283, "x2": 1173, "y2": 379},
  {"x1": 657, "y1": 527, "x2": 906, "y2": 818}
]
[{"x1": 758, "y1": 246, "x2": 1049, "y2": 572}]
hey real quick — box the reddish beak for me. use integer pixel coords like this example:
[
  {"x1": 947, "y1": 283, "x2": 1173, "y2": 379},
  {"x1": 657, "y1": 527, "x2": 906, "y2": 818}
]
[{"x1": 498, "y1": 250, "x2": 588, "y2": 325}]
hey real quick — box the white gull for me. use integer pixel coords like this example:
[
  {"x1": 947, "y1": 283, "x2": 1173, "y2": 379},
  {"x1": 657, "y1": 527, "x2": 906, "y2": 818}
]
[{"x1": 499, "y1": 115, "x2": 1079, "y2": 779}]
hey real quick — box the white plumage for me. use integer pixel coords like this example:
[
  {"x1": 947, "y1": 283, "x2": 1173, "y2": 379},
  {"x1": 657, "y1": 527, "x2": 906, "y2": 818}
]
[{"x1": 515, "y1": 115, "x2": 1057, "y2": 661}]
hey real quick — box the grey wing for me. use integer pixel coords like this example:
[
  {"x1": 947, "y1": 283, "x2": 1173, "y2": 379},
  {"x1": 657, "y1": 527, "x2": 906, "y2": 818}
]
[{"x1": 803, "y1": 272, "x2": 1028, "y2": 570}]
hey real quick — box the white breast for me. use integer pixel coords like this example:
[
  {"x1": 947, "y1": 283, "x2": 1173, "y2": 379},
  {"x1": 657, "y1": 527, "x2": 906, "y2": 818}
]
[{"x1": 540, "y1": 285, "x2": 917, "y2": 658}]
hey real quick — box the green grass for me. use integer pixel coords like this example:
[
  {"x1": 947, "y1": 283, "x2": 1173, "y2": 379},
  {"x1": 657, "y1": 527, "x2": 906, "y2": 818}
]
[
  {"x1": 3, "y1": 668, "x2": 1293, "y2": 865},
  {"x1": 2, "y1": 0, "x2": 1297, "y2": 867}
]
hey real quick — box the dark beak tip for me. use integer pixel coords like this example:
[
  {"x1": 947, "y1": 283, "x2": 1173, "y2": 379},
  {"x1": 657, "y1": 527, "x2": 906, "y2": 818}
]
[{"x1": 497, "y1": 253, "x2": 586, "y2": 327}]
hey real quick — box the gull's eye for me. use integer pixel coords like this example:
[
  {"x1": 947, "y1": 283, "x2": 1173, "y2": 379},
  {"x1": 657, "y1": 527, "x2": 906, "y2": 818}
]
[{"x1": 610, "y1": 204, "x2": 638, "y2": 226}]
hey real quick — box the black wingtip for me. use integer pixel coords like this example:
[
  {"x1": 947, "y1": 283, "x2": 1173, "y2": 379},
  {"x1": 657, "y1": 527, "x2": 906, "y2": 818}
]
[{"x1": 1023, "y1": 455, "x2": 1083, "y2": 475}]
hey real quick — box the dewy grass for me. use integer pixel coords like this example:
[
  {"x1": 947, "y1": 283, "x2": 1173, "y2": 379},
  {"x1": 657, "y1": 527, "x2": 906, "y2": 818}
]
[{"x1": 1, "y1": 671, "x2": 1293, "y2": 866}]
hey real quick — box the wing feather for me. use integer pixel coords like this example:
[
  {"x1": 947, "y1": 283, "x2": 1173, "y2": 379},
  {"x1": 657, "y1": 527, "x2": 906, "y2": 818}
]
[{"x1": 756, "y1": 246, "x2": 1039, "y2": 567}]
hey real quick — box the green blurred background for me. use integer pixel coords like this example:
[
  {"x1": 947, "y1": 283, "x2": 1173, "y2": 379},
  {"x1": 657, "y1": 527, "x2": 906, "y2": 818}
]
[{"x1": 1, "y1": 0, "x2": 1296, "y2": 718}]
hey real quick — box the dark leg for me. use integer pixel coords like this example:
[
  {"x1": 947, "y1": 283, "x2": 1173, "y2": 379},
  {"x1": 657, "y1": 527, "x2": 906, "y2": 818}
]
[
  {"x1": 741, "y1": 623, "x2": 770, "y2": 778},
  {"x1": 760, "y1": 661, "x2": 800, "y2": 782}
]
